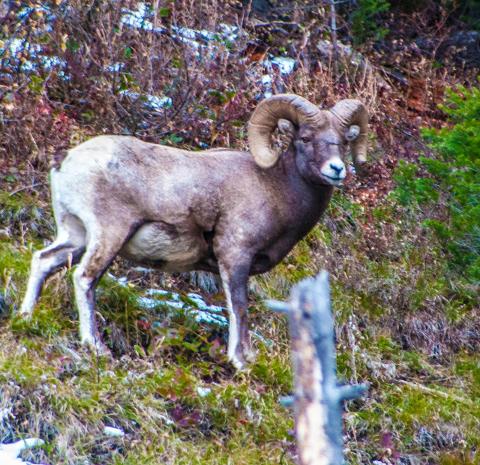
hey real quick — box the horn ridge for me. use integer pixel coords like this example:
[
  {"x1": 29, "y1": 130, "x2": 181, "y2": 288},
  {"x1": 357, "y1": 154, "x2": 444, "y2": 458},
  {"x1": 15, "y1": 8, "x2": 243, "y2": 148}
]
[
  {"x1": 248, "y1": 94, "x2": 324, "y2": 168},
  {"x1": 329, "y1": 99, "x2": 368, "y2": 166}
]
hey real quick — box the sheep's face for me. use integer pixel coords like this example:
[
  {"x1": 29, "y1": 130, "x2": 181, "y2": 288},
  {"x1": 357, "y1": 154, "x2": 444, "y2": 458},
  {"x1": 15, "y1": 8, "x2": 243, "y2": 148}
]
[{"x1": 292, "y1": 125, "x2": 347, "y2": 187}]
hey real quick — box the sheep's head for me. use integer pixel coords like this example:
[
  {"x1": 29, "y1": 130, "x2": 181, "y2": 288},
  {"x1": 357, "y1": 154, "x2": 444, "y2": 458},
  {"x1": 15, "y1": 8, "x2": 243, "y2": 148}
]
[{"x1": 247, "y1": 94, "x2": 368, "y2": 186}]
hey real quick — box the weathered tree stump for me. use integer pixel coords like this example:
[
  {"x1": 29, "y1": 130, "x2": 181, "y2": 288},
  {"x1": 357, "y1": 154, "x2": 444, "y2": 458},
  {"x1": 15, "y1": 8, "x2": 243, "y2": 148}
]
[{"x1": 269, "y1": 271, "x2": 367, "y2": 465}]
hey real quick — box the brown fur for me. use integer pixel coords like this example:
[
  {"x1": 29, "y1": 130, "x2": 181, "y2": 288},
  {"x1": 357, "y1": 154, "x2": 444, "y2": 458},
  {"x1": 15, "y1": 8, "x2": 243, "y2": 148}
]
[{"x1": 20, "y1": 95, "x2": 367, "y2": 369}]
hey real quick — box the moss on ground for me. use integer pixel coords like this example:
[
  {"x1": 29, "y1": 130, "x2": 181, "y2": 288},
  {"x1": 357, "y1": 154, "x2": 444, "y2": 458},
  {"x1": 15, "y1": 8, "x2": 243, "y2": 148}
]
[
  {"x1": 0, "y1": 185, "x2": 478, "y2": 465},
  {"x1": 0, "y1": 327, "x2": 294, "y2": 465}
]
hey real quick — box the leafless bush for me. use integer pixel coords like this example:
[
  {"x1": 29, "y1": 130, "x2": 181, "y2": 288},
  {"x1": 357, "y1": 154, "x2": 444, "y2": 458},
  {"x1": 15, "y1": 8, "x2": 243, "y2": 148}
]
[
  {"x1": 0, "y1": 1, "x2": 391, "y2": 175},
  {"x1": 0, "y1": 1, "x2": 258, "y2": 169}
]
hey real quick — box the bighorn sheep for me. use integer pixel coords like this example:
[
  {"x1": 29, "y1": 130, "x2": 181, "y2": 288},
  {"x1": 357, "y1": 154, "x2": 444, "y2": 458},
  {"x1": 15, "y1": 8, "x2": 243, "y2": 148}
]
[{"x1": 19, "y1": 94, "x2": 368, "y2": 369}]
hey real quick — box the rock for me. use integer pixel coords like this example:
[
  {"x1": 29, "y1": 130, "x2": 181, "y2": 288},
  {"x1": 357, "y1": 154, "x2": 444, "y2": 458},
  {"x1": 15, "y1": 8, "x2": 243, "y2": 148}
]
[
  {"x1": 437, "y1": 31, "x2": 480, "y2": 68},
  {"x1": 250, "y1": 0, "x2": 272, "y2": 14},
  {"x1": 186, "y1": 271, "x2": 221, "y2": 294}
]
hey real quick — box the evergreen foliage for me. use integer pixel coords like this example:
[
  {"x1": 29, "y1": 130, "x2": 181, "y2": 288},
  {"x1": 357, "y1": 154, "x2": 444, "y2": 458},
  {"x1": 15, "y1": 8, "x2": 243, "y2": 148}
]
[
  {"x1": 457, "y1": 0, "x2": 480, "y2": 30},
  {"x1": 394, "y1": 84, "x2": 480, "y2": 282},
  {"x1": 350, "y1": 0, "x2": 391, "y2": 44}
]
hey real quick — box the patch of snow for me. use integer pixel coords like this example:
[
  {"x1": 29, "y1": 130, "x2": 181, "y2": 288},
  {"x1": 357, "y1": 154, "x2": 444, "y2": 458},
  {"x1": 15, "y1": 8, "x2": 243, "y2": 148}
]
[
  {"x1": 107, "y1": 274, "x2": 270, "y2": 343},
  {"x1": 103, "y1": 426, "x2": 125, "y2": 438},
  {"x1": 186, "y1": 292, "x2": 227, "y2": 326},
  {"x1": 260, "y1": 74, "x2": 273, "y2": 98},
  {"x1": 270, "y1": 56, "x2": 296, "y2": 75},
  {"x1": 105, "y1": 62, "x2": 125, "y2": 72},
  {"x1": 261, "y1": 74, "x2": 272, "y2": 85},
  {"x1": 4, "y1": 38, "x2": 27, "y2": 56},
  {"x1": 146, "y1": 289, "x2": 173, "y2": 297},
  {"x1": 257, "y1": 55, "x2": 296, "y2": 98},
  {"x1": 1, "y1": 38, "x2": 65, "y2": 73},
  {"x1": 132, "y1": 267, "x2": 153, "y2": 273},
  {"x1": 121, "y1": 3, "x2": 157, "y2": 32},
  {"x1": 219, "y1": 24, "x2": 239, "y2": 42},
  {"x1": 189, "y1": 309, "x2": 228, "y2": 326},
  {"x1": 138, "y1": 296, "x2": 184, "y2": 310},
  {"x1": 107, "y1": 273, "x2": 129, "y2": 286},
  {"x1": 0, "y1": 407, "x2": 12, "y2": 423},
  {"x1": 0, "y1": 438, "x2": 45, "y2": 465},
  {"x1": 196, "y1": 386, "x2": 212, "y2": 397},
  {"x1": 172, "y1": 25, "x2": 214, "y2": 44},
  {"x1": 187, "y1": 293, "x2": 224, "y2": 313},
  {"x1": 118, "y1": 90, "x2": 173, "y2": 111},
  {"x1": 137, "y1": 289, "x2": 228, "y2": 326},
  {"x1": 39, "y1": 55, "x2": 64, "y2": 69},
  {"x1": 178, "y1": 36, "x2": 202, "y2": 50},
  {"x1": 121, "y1": 3, "x2": 238, "y2": 53}
]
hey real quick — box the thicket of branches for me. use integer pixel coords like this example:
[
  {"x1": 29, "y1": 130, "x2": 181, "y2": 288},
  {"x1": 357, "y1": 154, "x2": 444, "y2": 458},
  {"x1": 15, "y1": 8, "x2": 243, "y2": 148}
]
[{"x1": 2, "y1": 0, "x2": 476, "y2": 171}]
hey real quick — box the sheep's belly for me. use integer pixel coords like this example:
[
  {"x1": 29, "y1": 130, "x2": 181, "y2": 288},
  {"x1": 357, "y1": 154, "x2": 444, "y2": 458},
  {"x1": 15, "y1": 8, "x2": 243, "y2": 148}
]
[{"x1": 119, "y1": 222, "x2": 207, "y2": 271}]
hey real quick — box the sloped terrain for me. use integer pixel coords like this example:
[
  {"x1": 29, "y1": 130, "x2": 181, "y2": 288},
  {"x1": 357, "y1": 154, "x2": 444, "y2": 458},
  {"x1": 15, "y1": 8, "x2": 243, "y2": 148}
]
[{"x1": 1, "y1": 2, "x2": 479, "y2": 464}]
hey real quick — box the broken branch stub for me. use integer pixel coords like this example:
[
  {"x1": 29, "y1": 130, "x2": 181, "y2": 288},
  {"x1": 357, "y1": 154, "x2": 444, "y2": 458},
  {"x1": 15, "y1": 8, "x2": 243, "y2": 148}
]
[{"x1": 287, "y1": 271, "x2": 368, "y2": 465}]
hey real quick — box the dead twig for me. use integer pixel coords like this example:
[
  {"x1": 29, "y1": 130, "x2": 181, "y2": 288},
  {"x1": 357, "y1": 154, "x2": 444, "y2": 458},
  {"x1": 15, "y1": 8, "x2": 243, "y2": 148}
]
[{"x1": 8, "y1": 182, "x2": 46, "y2": 197}]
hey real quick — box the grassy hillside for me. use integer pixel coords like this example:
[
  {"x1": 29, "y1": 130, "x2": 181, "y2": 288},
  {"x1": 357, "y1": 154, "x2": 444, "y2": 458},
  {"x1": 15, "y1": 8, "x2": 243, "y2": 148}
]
[
  {"x1": 1, "y1": 1, "x2": 479, "y2": 464},
  {"x1": 1, "y1": 185, "x2": 478, "y2": 464}
]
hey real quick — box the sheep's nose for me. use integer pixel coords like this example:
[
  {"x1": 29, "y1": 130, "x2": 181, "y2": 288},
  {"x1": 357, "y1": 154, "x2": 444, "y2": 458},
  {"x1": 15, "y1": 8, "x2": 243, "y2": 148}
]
[{"x1": 329, "y1": 162, "x2": 344, "y2": 174}]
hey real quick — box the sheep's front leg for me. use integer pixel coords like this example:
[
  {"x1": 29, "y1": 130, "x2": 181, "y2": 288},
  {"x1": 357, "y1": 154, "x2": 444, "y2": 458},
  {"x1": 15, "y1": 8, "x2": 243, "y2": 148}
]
[{"x1": 219, "y1": 262, "x2": 254, "y2": 370}]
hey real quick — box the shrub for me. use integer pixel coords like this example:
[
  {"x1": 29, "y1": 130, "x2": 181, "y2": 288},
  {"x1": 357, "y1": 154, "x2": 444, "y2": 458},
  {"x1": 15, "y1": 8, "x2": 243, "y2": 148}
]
[
  {"x1": 394, "y1": 84, "x2": 480, "y2": 282},
  {"x1": 350, "y1": 0, "x2": 391, "y2": 45}
]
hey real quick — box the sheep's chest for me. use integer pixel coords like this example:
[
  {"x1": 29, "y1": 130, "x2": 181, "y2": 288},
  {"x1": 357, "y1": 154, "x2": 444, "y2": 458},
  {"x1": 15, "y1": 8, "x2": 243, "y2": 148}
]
[{"x1": 119, "y1": 221, "x2": 207, "y2": 271}]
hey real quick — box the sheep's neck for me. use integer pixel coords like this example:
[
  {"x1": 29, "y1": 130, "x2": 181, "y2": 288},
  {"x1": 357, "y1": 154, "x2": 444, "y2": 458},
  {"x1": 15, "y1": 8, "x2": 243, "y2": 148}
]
[
  {"x1": 277, "y1": 146, "x2": 334, "y2": 219},
  {"x1": 244, "y1": 148, "x2": 334, "y2": 275}
]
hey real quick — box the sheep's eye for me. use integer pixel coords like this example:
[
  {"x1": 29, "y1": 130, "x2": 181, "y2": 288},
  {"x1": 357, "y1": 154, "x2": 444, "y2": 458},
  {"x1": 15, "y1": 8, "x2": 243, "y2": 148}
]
[{"x1": 300, "y1": 136, "x2": 311, "y2": 143}]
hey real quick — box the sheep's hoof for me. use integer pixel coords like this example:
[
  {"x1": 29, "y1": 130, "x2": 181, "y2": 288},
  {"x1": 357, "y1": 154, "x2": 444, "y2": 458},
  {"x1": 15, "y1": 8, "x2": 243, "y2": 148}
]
[
  {"x1": 230, "y1": 355, "x2": 247, "y2": 371},
  {"x1": 15, "y1": 309, "x2": 33, "y2": 320},
  {"x1": 82, "y1": 338, "x2": 111, "y2": 357},
  {"x1": 229, "y1": 348, "x2": 256, "y2": 371}
]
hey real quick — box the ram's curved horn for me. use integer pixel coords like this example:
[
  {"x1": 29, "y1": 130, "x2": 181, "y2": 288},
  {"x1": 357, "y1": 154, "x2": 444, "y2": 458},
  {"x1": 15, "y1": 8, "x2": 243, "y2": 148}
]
[
  {"x1": 248, "y1": 94, "x2": 326, "y2": 169},
  {"x1": 329, "y1": 99, "x2": 368, "y2": 165}
]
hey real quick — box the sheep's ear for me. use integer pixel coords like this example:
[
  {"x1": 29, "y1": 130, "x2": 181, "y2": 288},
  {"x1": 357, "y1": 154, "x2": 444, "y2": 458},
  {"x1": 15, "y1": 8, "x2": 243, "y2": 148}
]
[
  {"x1": 345, "y1": 125, "x2": 360, "y2": 142},
  {"x1": 277, "y1": 119, "x2": 295, "y2": 136}
]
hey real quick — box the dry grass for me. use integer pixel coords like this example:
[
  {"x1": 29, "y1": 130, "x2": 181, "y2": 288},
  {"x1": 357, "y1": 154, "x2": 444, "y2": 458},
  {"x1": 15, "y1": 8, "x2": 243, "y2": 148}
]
[{"x1": 1, "y1": 1, "x2": 479, "y2": 463}]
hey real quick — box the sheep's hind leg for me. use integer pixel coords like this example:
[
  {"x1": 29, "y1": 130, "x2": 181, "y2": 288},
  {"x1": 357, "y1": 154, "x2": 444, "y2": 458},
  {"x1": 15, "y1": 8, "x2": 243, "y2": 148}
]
[
  {"x1": 19, "y1": 233, "x2": 85, "y2": 318},
  {"x1": 72, "y1": 226, "x2": 133, "y2": 354}
]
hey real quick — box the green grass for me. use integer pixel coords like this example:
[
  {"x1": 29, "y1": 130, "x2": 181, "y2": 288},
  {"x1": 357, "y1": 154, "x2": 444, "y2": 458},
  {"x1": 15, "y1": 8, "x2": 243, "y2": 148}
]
[
  {"x1": 0, "y1": 327, "x2": 294, "y2": 465},
  {"x1": 0, "y1": 183, "x2": 478, "y2": 464}
]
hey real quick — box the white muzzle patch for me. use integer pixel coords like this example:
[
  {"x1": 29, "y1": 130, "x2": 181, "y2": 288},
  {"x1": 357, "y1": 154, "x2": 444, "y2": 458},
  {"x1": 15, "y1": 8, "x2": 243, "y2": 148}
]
[{"x1": 320, "y1": 157, "x2": 346, "y2": 185}]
